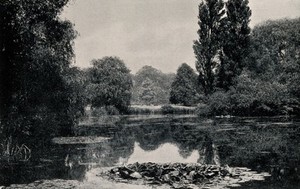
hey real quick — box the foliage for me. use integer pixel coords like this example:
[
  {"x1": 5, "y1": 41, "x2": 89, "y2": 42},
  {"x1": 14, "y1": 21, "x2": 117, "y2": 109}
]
[
  {"x1": 128, "y1": 105, "x2": 156, "y2": 115},
  {"x1": 169, "y1": 63, "x2": 200, "y2": 106},
  {"x1": 0, "y1": 0, "x2": 84, "y2": 156},
  {"x1": 128, "y1": 105, "x2": 196, "y2": 115},
  {"x1": 207, "y1": 90, "x2": 232, "y2": 116},
  {"x1": 64, "y1": 67, "x2": 89, "y2": 120},
  {"x1": 134, "y1": 66, "x2": 166, "y2": 87},
  {"x1": 161, "y1": 105, "x2": 175, "y2": 114},
  {"x1": 90, "y1": 107, "x2": 108, "y2": 117},
  {"x1": 198, "y1": 18, "x2": 300, "y2": 117},
  {"x1": 195, "y1": 104, "x2": 210, "y2": 117},
  {"x1": 201, "y1": 72, "x2": 291, "y2": 116},
  {"x1": 88, "y1": 56, "x2": 133, "y2": 113},
  {"x1": 105, "y1": 105, "x2": 120, "y2": 115},
  {"x1": 137, "y1": 78, "x2": 157, "y2": 105},
  {"x1": 245, "y1": 18, "x2": 300, "y2": 115},
  {"x1": 132, "y1": 66, "x2": 175, "y2": 105},
  {"x1": 196, "y1": 90, "x2": 231, "y2": 117},
  {"x1": 245, "y1": 18, "x2": 299, "y2": 82},
  {"x1": 233, "y1": 73, "x2": 290, "y2": 116},
  {"x1": 193, "y1": 0, "x2": 225, "y2": 95},
  {"x1": 90, "y1": 106, "x2": 119, "y2": 117},
  {"x1": 217, "y1": 0, "x2": 251, "y2": 90}
]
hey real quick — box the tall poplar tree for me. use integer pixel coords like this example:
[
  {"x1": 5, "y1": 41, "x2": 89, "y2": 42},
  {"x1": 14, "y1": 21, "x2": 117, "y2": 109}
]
[
  {"x1": 193, "y1": 0, "x2": 225, "y2": 95},
  {"x1": 217, "y1": 0, "x2": 251, "y2": 90}
]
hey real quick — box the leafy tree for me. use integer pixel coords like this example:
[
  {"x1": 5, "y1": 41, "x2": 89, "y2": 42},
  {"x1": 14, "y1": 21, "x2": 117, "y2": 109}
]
[
  {"x1": 0, "y1": 0, "x2": 84, "y2": 156},
  {"x1": 89, "y1": 56, "x2": 133, "y2": 113},
  {"x1": 64, "y1": 67, "x2": 89, "y2": 118},
  {"x1": 217, "y1": 0, "x2": 251, "y2": 90},
  {"x1": 245, "y1": 18, "x2": 300, "y2": 114},
  {"x1": 231, "y1": 72, "x2": 289, "y2": 116},
  {"x1": 193, "y1": 0, "x2": 225, "y2": 95},
  {"x1": 246, "y1": 18, "x2": 300, "y2": 77},
  {"x1": 169, "y1": 63, "x2": 199, "y2": 106},
  {"x1": 199, "y1": 18, "x2": 300, "y2": 116},
  {"x1": 138, "y1": 78, "x2": 157, "y2": 105},
  {"x1": 200, "y1": 71, "x2": 289, "y2": 116},
  {"x1": 132, "y1": 66, "x2": 175, "y2": 105},
  {"x1": 134, "y1": 66, "x2": 164, "y2": 86}
]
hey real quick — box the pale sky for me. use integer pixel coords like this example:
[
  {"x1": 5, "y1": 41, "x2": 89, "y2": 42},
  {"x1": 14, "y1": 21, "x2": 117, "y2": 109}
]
[{"x1": 62, "y1": 0, "x2": 300, "y2": 73}]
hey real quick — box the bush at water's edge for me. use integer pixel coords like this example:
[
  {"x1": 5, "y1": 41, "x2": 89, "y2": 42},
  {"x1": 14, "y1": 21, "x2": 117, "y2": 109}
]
[
  {"x1": 128, "y1": 105, "x2": 196, "y2": 115},
  {"x1": 195, "y1": 89, "x2": 300, "y2": 117}
]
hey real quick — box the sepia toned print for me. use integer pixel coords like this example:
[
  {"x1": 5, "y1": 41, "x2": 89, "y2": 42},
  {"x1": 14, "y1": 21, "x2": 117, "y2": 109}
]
[{"x1": 0, "y1": 0, "x2": 299, "y2": 188}]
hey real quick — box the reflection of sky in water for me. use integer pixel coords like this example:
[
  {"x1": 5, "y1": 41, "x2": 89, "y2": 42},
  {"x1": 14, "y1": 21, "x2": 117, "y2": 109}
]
[
  {"x1": 122, "y1": 142, "x2": 200, "y2": 164},
  {"x1": 2, "y1": 116, "x2": 299, "y2": 188}
]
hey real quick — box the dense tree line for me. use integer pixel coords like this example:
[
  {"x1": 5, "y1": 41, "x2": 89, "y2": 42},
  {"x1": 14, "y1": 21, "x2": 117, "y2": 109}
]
[
  {"x1": 84, "y1": 18, "x2": 300, "y2": 116},
  {"x1": 195, "y1": 17, "x2": 300, "y2": 116},
  {"x1": 191, "y1": 0, "x2": 300, "y2": 116},
  {"x1": 84, "y1": 64, "x2": 174, "y2": 111},
  {"x1": 0, "y1": 0, "x2": 86, "y2": 158},
  {"x1": 1, "y1": 0, "x2": 298, "y2": 161}
]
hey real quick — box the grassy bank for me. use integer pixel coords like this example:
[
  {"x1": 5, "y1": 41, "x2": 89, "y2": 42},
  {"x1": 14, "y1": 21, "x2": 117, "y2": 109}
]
[{"x1": 129, "y1": 105, "x2": 196, "y2": 115}]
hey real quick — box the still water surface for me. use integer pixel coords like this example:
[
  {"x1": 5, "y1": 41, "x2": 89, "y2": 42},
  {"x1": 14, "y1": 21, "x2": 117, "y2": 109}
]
[{"x1": 1, "y1": 115, "x2": 300, "y2": 188}]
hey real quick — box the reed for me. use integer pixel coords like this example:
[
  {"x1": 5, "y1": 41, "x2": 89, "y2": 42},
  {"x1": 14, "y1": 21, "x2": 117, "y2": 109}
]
[{"x1": 0, "y1": 137, "x2": 31, "y2": 161}]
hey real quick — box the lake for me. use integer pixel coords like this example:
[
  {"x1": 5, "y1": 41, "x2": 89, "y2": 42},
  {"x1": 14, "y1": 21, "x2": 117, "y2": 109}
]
[{"x1": 1, "y1": 115, "x2": 300, "y2": 188}]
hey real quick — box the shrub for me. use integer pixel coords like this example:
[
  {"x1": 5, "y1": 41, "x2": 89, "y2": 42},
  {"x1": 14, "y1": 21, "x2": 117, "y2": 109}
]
[
  {"x1": 195, "y1": 104, "x2": 211, "y2": 116},
  {"x1": 128, "y1": 107, "x2": 152, "y2": 114},
  {"x1": 91, "y1": 107, "x2": 108, "y2": 117},
  {"x1": 207, "y1": 91, "x2": 232, "y2": 116},
  {"x1": 91, "y1": 106, "x2": 120, "y2": 116},
  {"x1": 161, "y1": 105, "x2": 175, "y2": 114},
  {"x1": 230, "y1": 73, "x2": 289, "y2": 116},
  {"x1": 105, "y1": 106, "x2": 120, "y2": 115}
]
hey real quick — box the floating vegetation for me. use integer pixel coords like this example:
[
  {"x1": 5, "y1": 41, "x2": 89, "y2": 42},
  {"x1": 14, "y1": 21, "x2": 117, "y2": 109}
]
[
  {"x1": 3, "y1": 179, "x2": 80, "y2": 189},
  {"x1": 99, "y1": 162, "x2": 271, "y2": 189},
  {"x1": 52, "y1": 136, "x2": 110, "y2": 145}
]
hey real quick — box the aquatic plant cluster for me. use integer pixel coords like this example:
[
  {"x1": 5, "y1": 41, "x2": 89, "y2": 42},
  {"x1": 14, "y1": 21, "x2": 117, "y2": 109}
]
[
  {"x1": 3, "y1": 179, "x2": 80, "y2": 189},
  {"x1": 102, "y1": 162, "x2": 270, "y2": 188}
]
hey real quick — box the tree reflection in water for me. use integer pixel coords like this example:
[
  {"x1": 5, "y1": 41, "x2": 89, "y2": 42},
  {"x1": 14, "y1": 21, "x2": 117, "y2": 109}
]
[
  {"x1": 78, "y1": 115, "x2": 300, "y2": 187},
  {"x1": 127, "y1": 142, "x2": 200, "y2": 164},
  {"x1": 79, "y1": 116, "x2": 221, "y2": 167},
  {"x1": 2, "y1": 115, "x2": 299, "y2": 188}
]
